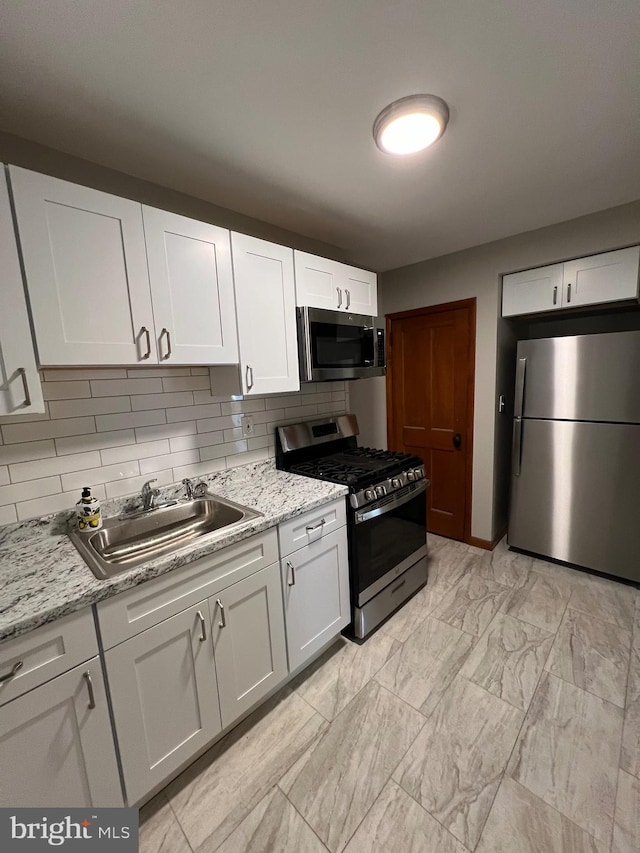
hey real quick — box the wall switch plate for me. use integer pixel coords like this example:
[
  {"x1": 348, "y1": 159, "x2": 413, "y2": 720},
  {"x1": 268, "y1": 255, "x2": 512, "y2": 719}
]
[{"x1": 241, "y1": 414, "x2": 255, "y2": 437}]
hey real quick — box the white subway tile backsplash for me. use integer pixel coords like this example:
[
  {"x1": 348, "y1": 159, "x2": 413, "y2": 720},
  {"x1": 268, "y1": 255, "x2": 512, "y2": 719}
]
[
  {"x1": 0, "y1": 476, "x2": 62, "y2": 507},
  {"x1": 99, "y1": 439, "x2": 170, "y2": 467},
  {"x1": 55, "y1": 430, "x2": 135, "y2": 456},
  {"x1": 0, "y1": 371, "x2": 349, "y2": 524},
  {"x1": 49, "y1": 397, "x2": 131, "y2": 419},
  {"x1": 135, "y1": 421, "x2": 197, "y2": 443},
  {"x1": 90, "y1": 378, "x2": 163, "y2": 397},
  {"x1": 1, "y1": 417, "x2": 95, "y2": 444},
  {"x1": 131, "y1": 392, "x2": 194, "y2": 411},
  {"x1": 0, "y1": 440, "x2": 56, "y2": 465},
  {"x1": 42, "y1": 381, "x2": 91, "y2": 401},
  {"x1": 95, "y1": 410, "x2": 167, "y2": 432},
  {"x1": 139, "y1": 449, "x2": 199, "y2": 475},
  {"x1": 61, "y1": 461, "x2": 140, "y2": 492},
  {"x1": 10, "y1": 451, "x2": 102, "y2": 484},
  {"x1": 161, "y1": 376, "x2": 210, "y2": 393}
]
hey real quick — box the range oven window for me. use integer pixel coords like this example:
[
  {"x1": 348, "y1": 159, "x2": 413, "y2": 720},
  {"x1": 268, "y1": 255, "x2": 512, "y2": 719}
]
[
  {"x1": 350, "y1": 487, "x2": 427, "y2": 602},
  {"x1": 310, "y1": 321, "x2": 374, "y2": 368}
]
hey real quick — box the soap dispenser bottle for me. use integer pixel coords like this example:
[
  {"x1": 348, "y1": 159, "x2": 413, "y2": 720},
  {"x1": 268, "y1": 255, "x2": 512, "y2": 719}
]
[{"x1": 76, "y1": 486, "x2": 102, "y2": 532}]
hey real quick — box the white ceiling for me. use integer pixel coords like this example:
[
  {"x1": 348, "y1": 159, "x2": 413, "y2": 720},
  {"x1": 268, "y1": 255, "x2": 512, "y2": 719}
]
[{"x1": 1, "y1": 0, "x2": 639, "y2": 271}]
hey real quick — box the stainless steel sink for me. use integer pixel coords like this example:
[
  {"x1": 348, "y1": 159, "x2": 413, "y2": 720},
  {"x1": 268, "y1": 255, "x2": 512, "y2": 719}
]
[{"x1": 69, "y1": 494, "x2": 262, "y2": 579}]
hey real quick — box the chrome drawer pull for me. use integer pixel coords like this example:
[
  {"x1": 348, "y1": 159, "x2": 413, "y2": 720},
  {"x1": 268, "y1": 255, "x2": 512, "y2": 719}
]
[
  {"x1": 161, "y1": 327, "x2": 172, "y2": 360},
  {"x1": 345, "y1": 288, "x2": 351, "y2": 310},
  {"x1": 305, "y1": 518, "x2": 326, "y2": 533},
  {"x1": 246, "y1": 365, "x2": 254, "y2": 390},
  {"x1": 140, "y1": 326, "x2": 152, "y2": 360},
  {"x1": 0, "y1": 660, "x2": 23, "y2": 684},
  {"x1": 336, "y1": 287, "x2": 342, "y2": 308},
  {"x1": 197, "y1": 610, "x2": 207, "y2": 642},
  {"x1": 566, "y1": 282, "x2": 572, "y2": 303},
  {"x1": 18, "y1": 368, "x2": 31, "y2": 407},
  {"x1": 83, "y1": 670, "x2": 96, "y2": 709},
  {"x1": 287, "y1": 560, "x2": 296, "y2": 586},
  {"x1": 553, "y1": 285, "x2": 558, "y2": 305},
  {"x1": 217, "y1": 599, "x2": 226, "y2": 628}
]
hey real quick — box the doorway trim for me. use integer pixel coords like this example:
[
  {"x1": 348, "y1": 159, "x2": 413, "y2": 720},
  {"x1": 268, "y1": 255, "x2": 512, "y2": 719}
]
[{"x1": 386, "y1": 297, "x2": 477, "y2": 545}]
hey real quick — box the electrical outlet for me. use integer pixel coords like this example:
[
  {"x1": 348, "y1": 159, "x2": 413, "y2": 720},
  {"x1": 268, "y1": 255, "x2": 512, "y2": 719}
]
[{"x1": 241, "y1": 414, "x2": 254, "y2": 437}]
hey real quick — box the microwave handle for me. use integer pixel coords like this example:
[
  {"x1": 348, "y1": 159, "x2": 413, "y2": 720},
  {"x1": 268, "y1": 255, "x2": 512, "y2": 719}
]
[{"x1": 297, "y1": 308, "x2": 313, "y2": 382}]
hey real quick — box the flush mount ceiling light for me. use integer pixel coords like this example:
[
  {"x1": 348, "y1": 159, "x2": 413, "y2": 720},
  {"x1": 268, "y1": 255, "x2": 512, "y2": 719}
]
[{"x1": 373, "y1": 94, "x2": 449, "y2": 155}]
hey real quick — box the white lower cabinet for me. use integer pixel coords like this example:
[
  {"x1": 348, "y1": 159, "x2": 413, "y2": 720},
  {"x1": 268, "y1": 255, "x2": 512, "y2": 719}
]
[
  {"x1": 280, "y1": 526, "x2": 350, "y2": 671},
  {"x1": 212, "y1": 561, "x2": 287, "y2": 727},
  {"x1": 0, "y1": 657, "x2": 122, "y2": 807},
  {"x1": 105, "y1": 601, "x2": 222, "y2": 806}
]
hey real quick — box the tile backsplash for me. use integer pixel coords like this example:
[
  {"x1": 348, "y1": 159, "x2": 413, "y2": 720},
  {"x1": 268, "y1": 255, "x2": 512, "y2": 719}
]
[{"x1": 0, "y1": 367, "x2": 349, "y2": 524}]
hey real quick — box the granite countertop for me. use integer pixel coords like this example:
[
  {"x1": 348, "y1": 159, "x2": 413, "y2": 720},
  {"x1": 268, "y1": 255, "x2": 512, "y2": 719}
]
[{"x1": 0, "y1": 460, "x2": 347, "y2": 643}]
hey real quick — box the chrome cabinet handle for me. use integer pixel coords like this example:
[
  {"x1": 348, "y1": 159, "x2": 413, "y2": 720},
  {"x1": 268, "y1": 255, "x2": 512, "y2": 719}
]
[
  {"x1": 553, "y1": 285, "x2": 558, "y2": 305},
  {"x1": 305, "y1": 518, "x2": 325, "y2": 533},
  {"x1": 83, "y1": 670, "x2": 96, "y2": 709},
  {"x1": 197, "y1": 610, "x2": 207, "y2": 642},
  {"x1": 345, "y1": 288, "x2": 351, "y2": 310},
  {"x1": 161, "y1": 327, "x2": 172, "y2": 360},
  {"x1": 140, "y1": 326, "x2": 152, "y2": 360},
  {"x1": 336, "y1": 287, "x2": 342, "y2": 308},
  {"x1": 286, "y1": 560, "x2": 296, "y2": 586},
  {"x1": 17, "y1": 368, "x2": 31, "y2": 407},
  {"x1": 246, "y1": 365, "x2": 254, "y2": 390},
  {"x1": 0, "y1": 660, "x2": 23, "y2": 684},
  {"x1": 566, "y1": 282, "x2": 572, "y2": 303},
  {"x1": 216, "y1": 599, "x2": 226, "y2": 628}
]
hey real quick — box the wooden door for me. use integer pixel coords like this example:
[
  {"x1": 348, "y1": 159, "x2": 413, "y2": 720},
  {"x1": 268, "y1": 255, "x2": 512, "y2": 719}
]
[
  {"x1": 9, "y1": 166, "x2": 156, "y2": 365},
  {"x1": 0, "y1": 658, "x2": 122, "y2": 807},
  {"x1": 211, "y1": 562, "x2": 287, "y2": 728},
  {"x1": 387, "y1": 300, "x2": 475, "y2": 541},
  {"x1": 142, "y1": 207, "x2": 238, "y2": 365},
  {"x1": 105, "y1": 601, "x2": 221, "y2": 805},
  {"x1": 231, "y1": 233, "x2": 300, "y2": 395}
]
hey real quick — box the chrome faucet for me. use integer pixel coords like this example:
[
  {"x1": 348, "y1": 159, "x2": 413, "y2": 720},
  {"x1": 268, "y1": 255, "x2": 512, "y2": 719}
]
[
  {"x1": 141, "y1": 479, "x2": 160, "y2": 511},
  {"x1": 182, "y1": 478, "x2": 208, "y2": 499}
]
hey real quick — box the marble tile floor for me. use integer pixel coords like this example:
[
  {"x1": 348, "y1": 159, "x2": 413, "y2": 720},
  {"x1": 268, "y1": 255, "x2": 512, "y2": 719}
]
[{"x1": 140, "y1": 535, "x2": 640, "y2": 853}]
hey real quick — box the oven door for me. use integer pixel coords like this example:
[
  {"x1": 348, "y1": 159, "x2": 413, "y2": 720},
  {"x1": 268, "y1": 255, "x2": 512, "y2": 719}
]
[
  {"x1": 350, "y1": 481, "x2": 428, "y2": 606},
  {"x1": 298, "y1": 306, "x2": 385, "y2": 381}
]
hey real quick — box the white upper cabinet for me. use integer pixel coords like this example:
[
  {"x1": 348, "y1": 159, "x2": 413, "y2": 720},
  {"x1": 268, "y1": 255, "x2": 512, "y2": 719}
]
[
  {"x1": 230, "y1": 233, "x2": 300, "y2": 395},
  {"x1": 502, "y1": 263, "x2": 564, "y2": 317},
  {"x1": 0, "y1": 167, "x2": 44, "y2": 414},
  {"x1": 142, "y1": 207, "x2": 238, "y2": 365},
  {"x1": 562, "y1": 246, "x2": 640, "y2": 308},
  {"x1": 9, "y1": 166, "x2": 157, "y2": 365},
  {"x1": 294, "y1": 251, "x2": 378, "y2": 316},
  {"x1": 502, "y1": 247, "x2": 640, "y2": 318}
]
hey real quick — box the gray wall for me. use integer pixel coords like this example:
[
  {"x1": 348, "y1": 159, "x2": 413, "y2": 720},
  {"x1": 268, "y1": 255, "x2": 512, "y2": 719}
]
[
  {"x1": 360, "y1": 200, "x2": 640, "y2": 543},
  {"x1": 0, "y1": 131, "x2": 345, "y2": 260}
]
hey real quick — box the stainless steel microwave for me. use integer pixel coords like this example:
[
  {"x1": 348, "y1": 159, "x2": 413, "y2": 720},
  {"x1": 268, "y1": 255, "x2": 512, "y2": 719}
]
[{"x1": 297, "y1": 307, "x2": 385, "y2": 381}]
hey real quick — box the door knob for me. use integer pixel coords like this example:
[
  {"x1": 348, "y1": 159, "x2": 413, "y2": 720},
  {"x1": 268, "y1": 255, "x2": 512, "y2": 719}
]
[{"x1": 453, "y1": 433, "x2": 462, "y2": 449}]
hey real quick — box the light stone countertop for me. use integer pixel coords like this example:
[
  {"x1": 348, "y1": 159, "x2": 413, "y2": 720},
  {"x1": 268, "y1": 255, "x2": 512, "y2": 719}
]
[{"x1": 0, "y1": 460, "x2": 347, "y2": 643}]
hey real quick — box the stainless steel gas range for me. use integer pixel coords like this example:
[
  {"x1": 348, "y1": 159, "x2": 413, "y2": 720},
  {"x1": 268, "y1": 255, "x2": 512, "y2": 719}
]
[{"x1": 276, "y1": 414, "x2": 430, "y2": 640}]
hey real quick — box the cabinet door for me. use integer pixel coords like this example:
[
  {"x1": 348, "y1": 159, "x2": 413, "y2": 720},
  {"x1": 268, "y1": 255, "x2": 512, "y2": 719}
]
[
  {"x1": 563, "y1": 246, "x2": 640, "y2": 308},
  {"x1": 9, "y1": 166, "x2": 156, "y2": 365},
  {"x1": 105, "y1": 602, "x2": 221, "y2": 805},
  {"x1": 0, "y1": 657, "x2": 122, "y2": 807},
  {"x1": 294, "y1": 251, "x2": 378, "y2": 315},
  {"x1": 231, "y1": 233, "x2": 299, "y2": 395},
  {"x1": 281, "y1": 527, "x2": 350, "y2": 672},
  {"x1": 502, "y1": 264, "x2": 564, "y2": 317},
  {"x1": 142, "y1": 207, "x2": 238, "y2": 365},
  {"x1": 212, "y1": 562, "x2": 287, "y2": 728},
  {"x1": 0, "y1": 167, "x2": 44, "y2": 414}
]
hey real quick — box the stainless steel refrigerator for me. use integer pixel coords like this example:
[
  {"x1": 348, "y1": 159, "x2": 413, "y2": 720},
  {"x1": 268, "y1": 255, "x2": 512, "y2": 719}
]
[{"x1": 508, "y1": 330, "x2": 640, "y2": 582}]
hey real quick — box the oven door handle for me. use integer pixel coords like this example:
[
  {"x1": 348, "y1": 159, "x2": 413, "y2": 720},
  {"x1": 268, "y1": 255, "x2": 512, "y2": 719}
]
[{"x1": 354, "y1": 480, "x2": 428, "y2": 524}]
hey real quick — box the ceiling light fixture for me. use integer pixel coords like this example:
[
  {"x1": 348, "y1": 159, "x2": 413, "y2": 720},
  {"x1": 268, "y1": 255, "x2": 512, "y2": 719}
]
[{"x1": 373, "y1": 94, "x2": 450, "y2": 155}]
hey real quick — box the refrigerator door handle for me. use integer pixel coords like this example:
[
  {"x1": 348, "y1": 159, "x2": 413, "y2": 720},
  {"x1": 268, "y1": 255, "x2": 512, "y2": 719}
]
[
  {"x1": 513, "y1": 417, "x2": 523, "y2": 476},
  {"x1": 515, "y1": 357, "x2": 527, "y2": 418}
]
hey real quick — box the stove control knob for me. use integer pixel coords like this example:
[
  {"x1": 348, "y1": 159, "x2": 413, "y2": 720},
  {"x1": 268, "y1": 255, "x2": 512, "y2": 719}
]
[
  {"x1": 375, "y1": 485, "x2": 387, "y2": 498},
  {"x1": 364, "y1": 489, "x2": 375, "y2": 502},
  {"x1": 406, "y1": 470, "x2": 416, "y2": 482},
  {"x1": 414, "y1": 467, "x2": 424, "y2": 480},
  {"x1": 391, "y1": 477, "x2": 401, "y2": 488}
]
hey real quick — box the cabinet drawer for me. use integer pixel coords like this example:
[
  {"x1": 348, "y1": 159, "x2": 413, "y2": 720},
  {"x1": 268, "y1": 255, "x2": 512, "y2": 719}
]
[
  {"x1": 97, "y1": 528, "x2": 278, "y2": 649},
  {"x1": 278, "y1": 498, "x2": 346, "y2": 558},
  {"x1": 0, "y1": 607, "x2": 98, "y2": 707}
]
